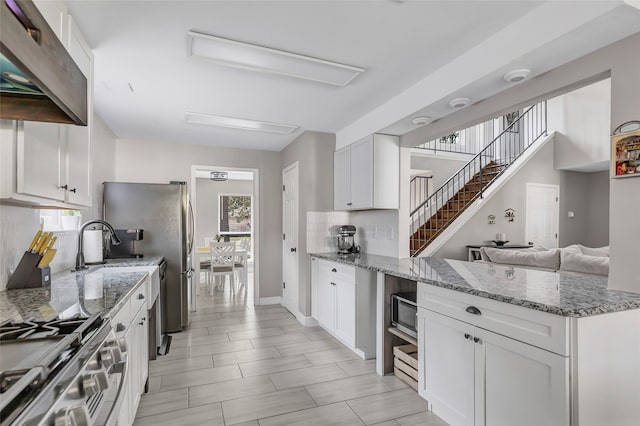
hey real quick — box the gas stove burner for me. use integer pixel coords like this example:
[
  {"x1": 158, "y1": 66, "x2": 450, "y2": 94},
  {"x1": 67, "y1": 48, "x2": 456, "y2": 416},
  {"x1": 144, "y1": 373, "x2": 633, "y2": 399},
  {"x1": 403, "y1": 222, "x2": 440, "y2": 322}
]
[{"x1": 0, "y1": 316, "x2": 96, "y2": 342}]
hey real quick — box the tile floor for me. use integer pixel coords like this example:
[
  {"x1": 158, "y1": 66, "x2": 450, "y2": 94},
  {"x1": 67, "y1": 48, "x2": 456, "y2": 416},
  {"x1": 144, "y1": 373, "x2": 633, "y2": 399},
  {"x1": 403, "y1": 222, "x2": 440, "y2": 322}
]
[{"x1": 133, "y1": 275, "x2": 448, "y2": 425}]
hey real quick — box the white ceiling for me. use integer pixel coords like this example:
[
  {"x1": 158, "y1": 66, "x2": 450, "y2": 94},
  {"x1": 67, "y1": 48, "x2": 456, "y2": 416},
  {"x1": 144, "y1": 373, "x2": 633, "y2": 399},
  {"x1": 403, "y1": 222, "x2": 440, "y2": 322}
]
[{"x1": 65, "y1": 1, "x2": 640, "y2": 152}]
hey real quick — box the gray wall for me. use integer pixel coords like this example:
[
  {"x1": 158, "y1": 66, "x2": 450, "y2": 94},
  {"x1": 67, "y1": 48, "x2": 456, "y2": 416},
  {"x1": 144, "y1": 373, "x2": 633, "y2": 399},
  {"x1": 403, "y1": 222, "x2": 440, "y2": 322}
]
[
  {"x1": 434, "y1": 139, "x2": 598, "y2": 260},
  {"x1": 115, "y1": 138, "x2": 283, "y2": 299},
  {"x1": 410, "y1": 154, "x2": 468, "y2": 192},
  {"x1": 194, "y1": 179, "x2": 254, "y2": 247},
  {"x1": 281, "y1": 131, "x2": 335, "y2": 316},
  {"x1": 549, "y1": 79, "x2": 611, "y2": 171},
  {"x1": 586, "y1": 171, "x2": 610, "y2": 247}
]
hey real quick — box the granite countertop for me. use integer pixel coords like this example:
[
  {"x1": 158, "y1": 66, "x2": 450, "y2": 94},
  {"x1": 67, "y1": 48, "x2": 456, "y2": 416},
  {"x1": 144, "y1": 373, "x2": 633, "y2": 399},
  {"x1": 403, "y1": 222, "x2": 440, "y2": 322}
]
[
  {"x1": 0, "y1": 265, "x2": 153, "y2": 323},
  {"x1": 311, "y1": 253, "x2": 640, "y2": 318},
  {"x1": 103, "y1": 256, "x2": 164, "y2": 267}
]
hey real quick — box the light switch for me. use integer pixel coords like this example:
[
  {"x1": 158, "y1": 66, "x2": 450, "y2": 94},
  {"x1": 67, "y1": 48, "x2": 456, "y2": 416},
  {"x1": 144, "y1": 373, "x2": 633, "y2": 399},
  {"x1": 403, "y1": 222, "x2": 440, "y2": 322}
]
[{"x1": 567, "y1": 211, "x2": 575, "y2": 218}]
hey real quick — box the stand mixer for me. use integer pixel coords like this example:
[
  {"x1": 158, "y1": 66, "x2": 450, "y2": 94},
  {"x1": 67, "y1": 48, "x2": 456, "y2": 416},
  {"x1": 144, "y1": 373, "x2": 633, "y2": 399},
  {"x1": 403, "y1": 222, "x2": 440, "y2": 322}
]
[{"x1": 337, "y1": 225, "x2": 360, "y2": 255}]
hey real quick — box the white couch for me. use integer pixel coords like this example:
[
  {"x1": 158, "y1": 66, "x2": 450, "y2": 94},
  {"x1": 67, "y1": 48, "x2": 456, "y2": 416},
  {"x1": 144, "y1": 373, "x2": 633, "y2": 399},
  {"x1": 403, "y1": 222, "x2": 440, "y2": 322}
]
[{"x1": 478, "y1": 244, "x2": 609, "y2": 276}]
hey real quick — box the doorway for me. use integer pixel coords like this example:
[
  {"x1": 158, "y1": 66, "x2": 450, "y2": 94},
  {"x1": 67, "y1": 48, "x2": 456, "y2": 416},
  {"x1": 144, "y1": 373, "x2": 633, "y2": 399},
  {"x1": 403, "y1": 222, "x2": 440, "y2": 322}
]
[
  {"x1": 190, "y1": 166, "x2": 259, "y2": 310},
  {"x1": 282, "y1": 162, "x2": 299, "y2": 316},
  {"x1": 526, "y1": 183, "x2": 559, "y2": 248}
]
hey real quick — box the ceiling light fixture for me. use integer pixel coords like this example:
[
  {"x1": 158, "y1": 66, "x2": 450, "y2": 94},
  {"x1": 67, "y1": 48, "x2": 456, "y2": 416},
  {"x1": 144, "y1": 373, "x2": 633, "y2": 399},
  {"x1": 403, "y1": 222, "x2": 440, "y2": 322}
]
[
  {"x1": 186, "y1": 30, "x2": 364, "y2": 86},
  {"x1": 186, "y1": 112, "x2": 298, "y2": 134},
  {"x1": 210, "y1": 171, "x2": 228, "y2": 182},
  {"x1": 503, "y1": 69, "x2": 531, "y2": 83},
  {"x1": 412, "y1": 116, "x2": 431, "y2": 126},
  {"x1": 449, "y1": 97, "x2": 471, "y2": 108}
]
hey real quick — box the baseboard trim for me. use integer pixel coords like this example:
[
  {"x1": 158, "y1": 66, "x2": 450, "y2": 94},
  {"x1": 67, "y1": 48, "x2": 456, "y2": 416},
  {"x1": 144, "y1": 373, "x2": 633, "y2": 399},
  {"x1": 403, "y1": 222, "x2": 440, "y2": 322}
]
[
  {"x1": 295, "y1": 313, "x2": 319, "y2": 327},
  {"x1": 258, "y1": 296, "x2": 282, "y2": 305}
]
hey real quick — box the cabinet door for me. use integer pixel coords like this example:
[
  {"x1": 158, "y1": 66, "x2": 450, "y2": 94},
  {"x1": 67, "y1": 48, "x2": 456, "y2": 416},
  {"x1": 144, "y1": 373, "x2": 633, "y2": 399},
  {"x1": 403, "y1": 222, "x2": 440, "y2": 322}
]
[
  {"x1": 17, "y1": 122, "x2": 65, "y2": 201},
  {"x1": 317, "y1": 280, "x2": 335, "y2": 331},
  {"x1": 121, "y1": 325, "x2": 134, "y2": 426},
  {"x1": 474, "y1": 328, "x2": 569, "y2": 426},
  {"x1": 334, "y1": 147, "x2": 351, "y2": 210},
  {"x1": 419, "y1": 308, "x2": 475, "y2": 426},
  {"x1": 132, "y1": 306, "x2": 149, "y2": 400},
  {"x1": 63, "y1": 124, "x2": 91, "y2": 206},
  {"x1": 334, "y1": 278, "x2": 355, "y2": 347},
  {"x1": 349, "y1": 136, "x2": 373, "y2": 209}
]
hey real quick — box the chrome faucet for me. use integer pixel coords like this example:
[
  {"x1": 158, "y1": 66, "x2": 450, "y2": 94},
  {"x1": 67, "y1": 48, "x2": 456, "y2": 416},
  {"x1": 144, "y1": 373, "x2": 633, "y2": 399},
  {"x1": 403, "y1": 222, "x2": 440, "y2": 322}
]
[{"x1": 75, "y1": 220, "x2": 121, "y2": 270}]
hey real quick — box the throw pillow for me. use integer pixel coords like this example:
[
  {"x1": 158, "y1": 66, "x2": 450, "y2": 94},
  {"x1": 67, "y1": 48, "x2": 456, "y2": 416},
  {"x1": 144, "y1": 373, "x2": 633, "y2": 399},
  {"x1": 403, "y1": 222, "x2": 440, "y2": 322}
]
[
  {"x1": 577, "y1": 245, "x2": 610, "y2": 257},
  {"x1": 483, "y1": 247, "x2": 560, "y2": 270},
  {"x1": 560, "y1": 251, "x2": 609, "y2": 276}
]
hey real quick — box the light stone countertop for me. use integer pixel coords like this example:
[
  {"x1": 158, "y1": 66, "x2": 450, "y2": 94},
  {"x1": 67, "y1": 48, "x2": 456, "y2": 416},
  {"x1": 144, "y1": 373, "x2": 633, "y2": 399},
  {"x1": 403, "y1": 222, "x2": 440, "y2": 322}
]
[
  {"x1": 0, "y1": 257, "x2": 163, "y2": 323},
  {"x1": 311, "y1": 253, "x2": 640, "y2": 317}
]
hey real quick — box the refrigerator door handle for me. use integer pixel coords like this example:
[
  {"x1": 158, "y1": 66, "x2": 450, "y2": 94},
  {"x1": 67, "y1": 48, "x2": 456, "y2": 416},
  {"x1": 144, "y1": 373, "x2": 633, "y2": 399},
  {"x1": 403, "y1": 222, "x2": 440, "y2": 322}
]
[{"x1": 187, "y1": 198, "x2": 195, "y2": 253}]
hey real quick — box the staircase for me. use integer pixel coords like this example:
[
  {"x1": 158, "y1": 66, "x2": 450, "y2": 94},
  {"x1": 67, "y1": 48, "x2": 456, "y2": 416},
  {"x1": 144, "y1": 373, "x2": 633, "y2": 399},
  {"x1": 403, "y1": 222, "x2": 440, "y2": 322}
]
[{"x1": 410, "y1": 102, "x2": 547, "y2": 257}]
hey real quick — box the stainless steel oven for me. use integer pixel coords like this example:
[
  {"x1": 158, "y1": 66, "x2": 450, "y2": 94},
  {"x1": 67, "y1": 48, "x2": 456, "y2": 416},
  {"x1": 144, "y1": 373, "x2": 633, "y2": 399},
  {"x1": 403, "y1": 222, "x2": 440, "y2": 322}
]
[
  {"x1": 391, "y1": 292, "x2": 417, "y2": 338},
  {"x1": 0, "y1": 315, "x2": 129, "y2": 426}
]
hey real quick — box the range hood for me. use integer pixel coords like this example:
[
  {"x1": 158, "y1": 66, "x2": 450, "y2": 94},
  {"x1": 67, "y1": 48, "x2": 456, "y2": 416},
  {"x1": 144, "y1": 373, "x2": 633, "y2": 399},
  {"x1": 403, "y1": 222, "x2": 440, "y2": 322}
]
[{"x1": 0, "y1": 0, "x2": 87, "y2": 125}]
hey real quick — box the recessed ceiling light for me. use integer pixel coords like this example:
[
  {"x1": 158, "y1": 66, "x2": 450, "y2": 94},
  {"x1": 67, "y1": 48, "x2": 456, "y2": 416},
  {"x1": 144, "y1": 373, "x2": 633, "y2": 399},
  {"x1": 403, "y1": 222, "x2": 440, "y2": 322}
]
[
  {"x1": 187, "y1": 30, "x2": 364, "y2": 87},
  {"x1": 503, "y1": 69, "x2": 531, "y2": 83},
  {"x1": 412, "y1": 116, "x2": 431, "y2": 126},
  {"x1": 448, "y1": 97, "x2": 471, "y2": 108},
  {"x1": 186, "y1": 112, "x2": 299, "y2": 134}
]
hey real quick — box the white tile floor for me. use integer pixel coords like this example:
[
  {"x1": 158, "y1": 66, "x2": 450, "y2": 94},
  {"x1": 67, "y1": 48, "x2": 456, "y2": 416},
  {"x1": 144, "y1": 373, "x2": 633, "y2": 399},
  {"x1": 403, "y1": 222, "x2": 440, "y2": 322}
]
[{"x1": 133, "y1": 274, "x2": 448, "y2": 425}]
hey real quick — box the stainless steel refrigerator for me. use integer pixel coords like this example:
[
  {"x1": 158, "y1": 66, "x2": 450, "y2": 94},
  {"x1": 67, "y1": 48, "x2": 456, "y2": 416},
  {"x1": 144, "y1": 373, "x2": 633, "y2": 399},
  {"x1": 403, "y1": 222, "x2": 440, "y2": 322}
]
[{"x1": 103, "y1": 182, "x2": 194, "y2": 333}]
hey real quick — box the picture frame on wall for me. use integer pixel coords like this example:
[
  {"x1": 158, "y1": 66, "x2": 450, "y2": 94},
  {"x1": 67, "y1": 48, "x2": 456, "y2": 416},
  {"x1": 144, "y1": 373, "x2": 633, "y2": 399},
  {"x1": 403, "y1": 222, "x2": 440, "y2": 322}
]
[
  {"x1": 611, "y1": 121, "x2": 640, "y2": 179},
  {"x1": 503, "y1": 110, "x2": 520, "y2": 133}
]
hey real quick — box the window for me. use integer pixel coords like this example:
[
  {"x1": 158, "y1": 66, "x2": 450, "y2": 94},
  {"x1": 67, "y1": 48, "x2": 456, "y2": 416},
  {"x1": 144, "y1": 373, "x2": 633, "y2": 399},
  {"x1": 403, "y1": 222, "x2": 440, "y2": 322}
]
[{"x1": 219, "y1": 195, "x2": 252, "y2": 235}]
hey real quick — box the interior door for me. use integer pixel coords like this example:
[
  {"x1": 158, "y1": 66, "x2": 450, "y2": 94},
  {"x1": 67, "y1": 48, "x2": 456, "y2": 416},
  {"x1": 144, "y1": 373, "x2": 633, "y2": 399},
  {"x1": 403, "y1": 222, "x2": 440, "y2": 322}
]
[
  {"x1": 282, "y1": 163, "x2": 299, "y2": 315},
  {"x1": 525, "y1": 183, "x2": 559, "y2": 248}
]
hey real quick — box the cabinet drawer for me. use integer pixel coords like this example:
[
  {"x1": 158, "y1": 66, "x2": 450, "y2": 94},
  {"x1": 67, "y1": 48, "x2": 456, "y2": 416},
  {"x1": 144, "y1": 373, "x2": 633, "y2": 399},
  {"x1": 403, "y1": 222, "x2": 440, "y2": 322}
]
[
  {"x1": 130, "y1": 276, "x2": 149, "y2": 314},
  {"x1": 417, "y1": 282, "x2": 569, "y2": 355},
  {"x1": 111, "y1": 298, "x2": 131, "y2": 334},
  {"x1": 319, "y1": 260, "x2": 355, "y2": 284}
]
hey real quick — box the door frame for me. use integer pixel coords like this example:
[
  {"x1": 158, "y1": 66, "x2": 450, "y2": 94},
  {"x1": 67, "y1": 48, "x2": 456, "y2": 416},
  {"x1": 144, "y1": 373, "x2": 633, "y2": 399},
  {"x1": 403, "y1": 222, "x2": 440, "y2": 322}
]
[
  {"x1": 282, "y1": 161, "x2": 299, "y2": 316},
  {"x1": 525, "y1": 182, "x2": 560, "y2": 247},
  {"x1": 191, "y1": 165, "x2": 260, "y2": 306}
]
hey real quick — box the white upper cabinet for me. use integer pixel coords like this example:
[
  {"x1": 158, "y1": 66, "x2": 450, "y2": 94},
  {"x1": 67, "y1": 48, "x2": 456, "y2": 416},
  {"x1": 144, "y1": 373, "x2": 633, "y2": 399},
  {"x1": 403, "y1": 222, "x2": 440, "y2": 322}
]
[
  {"x1": 0, "y1": 2, "x2": 93, "y2": 208},
  {"x1": 334, "y1": 134, "x2": 399, "y2": 211},
  {"x1": 32, "y1": 0, "x2": 68, "y2": 43}
]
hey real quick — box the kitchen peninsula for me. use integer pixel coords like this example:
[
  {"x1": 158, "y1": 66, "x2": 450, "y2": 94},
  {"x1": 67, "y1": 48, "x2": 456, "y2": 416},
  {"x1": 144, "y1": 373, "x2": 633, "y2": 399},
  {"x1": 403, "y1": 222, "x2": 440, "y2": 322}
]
[{"x1": 310, "y1": 253, "x2": 640, "y2": 426}]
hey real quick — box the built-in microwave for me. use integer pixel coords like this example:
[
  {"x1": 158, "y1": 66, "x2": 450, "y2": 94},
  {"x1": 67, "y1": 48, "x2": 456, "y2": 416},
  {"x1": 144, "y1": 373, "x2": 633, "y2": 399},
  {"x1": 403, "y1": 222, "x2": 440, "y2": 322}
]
[{"x1": 391, "y1": 292, "x2": 417, "y2": 338}]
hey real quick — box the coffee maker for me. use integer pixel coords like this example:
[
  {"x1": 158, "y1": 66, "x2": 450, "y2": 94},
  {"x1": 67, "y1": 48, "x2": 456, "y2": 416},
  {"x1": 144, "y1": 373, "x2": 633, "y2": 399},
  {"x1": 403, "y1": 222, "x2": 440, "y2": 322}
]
[
  {"x1": 106, "y1": 229, "x2": 144, "y2": 258},
  {"x1": 337, "y1": 225, "x2": 360, "y2": 255}
]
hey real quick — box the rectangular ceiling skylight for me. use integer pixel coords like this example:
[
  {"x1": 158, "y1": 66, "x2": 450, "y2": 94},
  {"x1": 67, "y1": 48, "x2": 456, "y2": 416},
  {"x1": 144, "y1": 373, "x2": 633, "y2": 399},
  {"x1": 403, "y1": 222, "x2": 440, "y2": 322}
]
[
  {"x1": 186, "y1": 112, "x2": 299, "y2": 134},
  {"x1": 187, "y1": 30, "x2": 364, "y2": 86}
]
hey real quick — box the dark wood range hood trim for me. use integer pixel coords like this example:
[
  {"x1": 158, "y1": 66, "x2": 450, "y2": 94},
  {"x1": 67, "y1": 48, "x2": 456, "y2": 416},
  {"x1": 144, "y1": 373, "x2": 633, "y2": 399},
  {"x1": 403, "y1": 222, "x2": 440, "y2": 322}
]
[{"x1": 0, "y1": 0, "x2": 87, "y2": 125}]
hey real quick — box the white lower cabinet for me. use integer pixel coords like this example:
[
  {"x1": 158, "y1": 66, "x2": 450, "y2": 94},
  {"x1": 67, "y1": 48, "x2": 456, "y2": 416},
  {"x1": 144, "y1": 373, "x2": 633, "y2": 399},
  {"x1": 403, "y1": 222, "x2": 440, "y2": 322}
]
[
  {"x1": 315, "y1": 262, "x2": 356, "y2": 348},
  {"x1": 311, "y1": 257, "x2": 376, "y2": 358},
  {"x1": 111, "y1": 276, "x2": 150, "y2": 426},
  {"x1": 418, "y1": 308, "x2": 569, "y2": 426}
]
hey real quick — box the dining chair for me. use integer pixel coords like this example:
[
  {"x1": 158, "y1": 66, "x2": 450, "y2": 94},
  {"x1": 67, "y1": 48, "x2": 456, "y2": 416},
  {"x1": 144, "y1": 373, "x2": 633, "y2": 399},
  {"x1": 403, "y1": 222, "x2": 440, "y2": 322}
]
[
  {"x1": 198, "y1": 237, "x2": 216, "y2": 287},
  {"x1": 209, "y1": 241, "x2": 236, "y2": 295},
  {"x1": 233, "y1": 242, "x2": 246, "y2": 290}
]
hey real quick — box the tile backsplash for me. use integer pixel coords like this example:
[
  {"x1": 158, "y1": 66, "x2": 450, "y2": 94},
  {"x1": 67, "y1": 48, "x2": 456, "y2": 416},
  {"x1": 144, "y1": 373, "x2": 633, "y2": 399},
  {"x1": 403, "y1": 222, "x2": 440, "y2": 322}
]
[
  {"x1": 306, "y1": 211, "x2": 350, "y2": 254},
  {"x1": 0, "y1": 205, "x2": 78, "y2": 291},
  {"x1": 307, "y1": 210, "x2": 400, "y2": 258}
]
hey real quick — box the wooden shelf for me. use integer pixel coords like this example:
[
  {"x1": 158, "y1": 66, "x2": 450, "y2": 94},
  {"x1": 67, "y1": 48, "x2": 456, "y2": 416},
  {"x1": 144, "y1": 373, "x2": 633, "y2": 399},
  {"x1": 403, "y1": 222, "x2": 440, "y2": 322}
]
[{"x1": 387, "y1": 327, "x2": 417, "y2": 346}]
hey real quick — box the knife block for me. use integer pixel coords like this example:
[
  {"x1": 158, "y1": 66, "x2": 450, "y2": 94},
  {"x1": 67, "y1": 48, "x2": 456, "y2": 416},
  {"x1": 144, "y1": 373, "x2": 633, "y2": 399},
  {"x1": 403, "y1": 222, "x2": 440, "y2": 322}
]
[{"x1": 7, "y1": 251, "x2": 51, "y2": 289}]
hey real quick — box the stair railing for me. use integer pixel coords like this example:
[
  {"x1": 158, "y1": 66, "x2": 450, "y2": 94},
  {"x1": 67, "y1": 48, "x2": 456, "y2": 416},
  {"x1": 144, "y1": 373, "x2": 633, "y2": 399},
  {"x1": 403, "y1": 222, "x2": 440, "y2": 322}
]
[
  {"x1": 414, "y1": 115, "x2": 497, "y2": 155},
  {"x1": 410, "y1": 101, "x2": 547, "y2": 256},
  {"x1": 410, "y1": 175, "x2": 432, "y2": 213}
]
